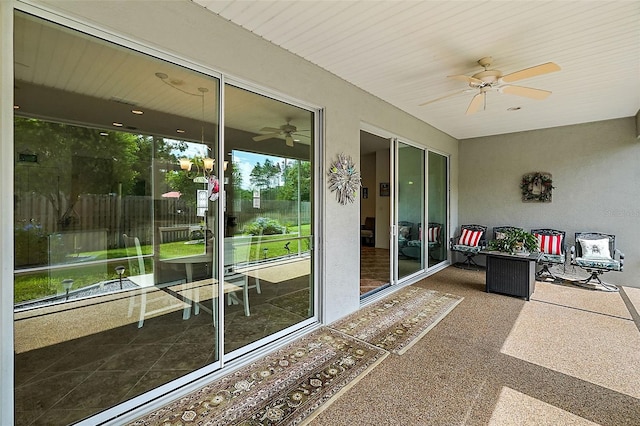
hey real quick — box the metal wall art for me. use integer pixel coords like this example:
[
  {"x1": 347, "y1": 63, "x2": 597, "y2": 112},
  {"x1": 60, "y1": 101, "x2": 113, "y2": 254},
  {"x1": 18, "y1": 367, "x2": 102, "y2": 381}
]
[
  {"x1": 521, "y1": 172, "x2": 553, "y2": 202},
  {"x1": 328, "y1": 153, "x2": 361, "y2": 205}
]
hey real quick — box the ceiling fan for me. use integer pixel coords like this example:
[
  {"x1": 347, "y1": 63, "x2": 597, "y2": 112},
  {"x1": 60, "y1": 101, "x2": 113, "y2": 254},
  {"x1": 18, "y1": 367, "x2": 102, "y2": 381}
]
[
  {"x1": 420, "y1": 57, "x2": 561, "y2": 115},
  {"x1": 252, "y1": 121, "x2": 308, "y2": 147}
]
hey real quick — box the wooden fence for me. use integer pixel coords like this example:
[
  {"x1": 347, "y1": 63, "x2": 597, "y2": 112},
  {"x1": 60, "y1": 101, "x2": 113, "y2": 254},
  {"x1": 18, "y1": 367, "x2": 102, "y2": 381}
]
[{"x1": 15, "y1": 193, "x2": 310, "y2": 256}]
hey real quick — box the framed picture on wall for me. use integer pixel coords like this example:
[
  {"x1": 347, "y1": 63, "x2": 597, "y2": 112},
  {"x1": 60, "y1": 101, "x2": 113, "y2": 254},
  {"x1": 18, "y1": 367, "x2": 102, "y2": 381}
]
[{"x1": 380, "y1": 182, "x2": 390, "y2": 197}]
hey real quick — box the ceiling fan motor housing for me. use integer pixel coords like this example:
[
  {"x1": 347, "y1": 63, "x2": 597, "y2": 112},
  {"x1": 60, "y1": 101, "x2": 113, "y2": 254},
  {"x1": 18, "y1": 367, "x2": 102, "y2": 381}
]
[
  {"x1": 470, "y1": 69, "x2": 503, "y2": 87},
  {"x1": 281, "y1": 124, "x2": 297, "y2": 133}
]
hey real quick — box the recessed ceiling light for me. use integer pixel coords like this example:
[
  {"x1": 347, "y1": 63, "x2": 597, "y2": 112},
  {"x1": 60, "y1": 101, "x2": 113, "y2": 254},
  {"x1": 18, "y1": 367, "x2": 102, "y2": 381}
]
[
  {"x1": 112, "y1": 122, "x2": 123, "y2": 127},
  {"x1": 131, "y1": 109, "x2": 143, "y2": 115},
  {"x1": 155, "y1": 72, "x2": 168, "y2": 80},
  {"x1": 176, "y1": 129, "x2": 185, "y2": 133},
  {"x1": 13, "y1": 105, "x2": 19, "y2": 109},
  {"x1": 507, "y1": 107, "x2": 522, "y2": 111}
]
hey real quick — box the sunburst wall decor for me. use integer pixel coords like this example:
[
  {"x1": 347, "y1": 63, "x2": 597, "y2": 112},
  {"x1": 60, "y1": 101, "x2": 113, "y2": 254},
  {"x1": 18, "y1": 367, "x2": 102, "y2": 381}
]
[{"x1": 328, "y1": 153, "x2": 361, "y2": 205}]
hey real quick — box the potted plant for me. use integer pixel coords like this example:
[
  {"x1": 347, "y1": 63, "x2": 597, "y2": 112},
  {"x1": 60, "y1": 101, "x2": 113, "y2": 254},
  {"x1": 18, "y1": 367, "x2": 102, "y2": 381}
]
[{"x1": 488, "y1": 228, "x2": 538, "y2": 255}]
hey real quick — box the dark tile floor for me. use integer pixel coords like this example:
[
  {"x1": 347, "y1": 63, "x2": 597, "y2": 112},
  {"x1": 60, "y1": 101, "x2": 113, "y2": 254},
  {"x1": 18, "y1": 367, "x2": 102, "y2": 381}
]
[{"x1": 14, "y1": 272, "x2": 311, "y2": 426}]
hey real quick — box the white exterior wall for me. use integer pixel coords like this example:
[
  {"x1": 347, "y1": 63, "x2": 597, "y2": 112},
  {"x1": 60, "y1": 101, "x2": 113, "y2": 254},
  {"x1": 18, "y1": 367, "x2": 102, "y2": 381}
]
[{"x1": 459, "y1": 117, "x2": 639, "y2": 287}]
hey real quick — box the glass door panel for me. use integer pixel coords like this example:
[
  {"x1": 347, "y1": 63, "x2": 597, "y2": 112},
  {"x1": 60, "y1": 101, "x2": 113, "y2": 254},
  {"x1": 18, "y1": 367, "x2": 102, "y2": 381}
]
[
  {"x1": 223, "y1": 85, "x2": 314, "y2": 356},
  {"x1": 13, "y1": 11, "x2": 221, "y2": 425},
  {"x1": 359, "y1": 131, "x2": 391, "y2": 297},
  {"x1": 428, "y1": 152, "x2": 448, "y2": 267},
  {"x1": 396, "y1": 142, "x2": 425, "y2": 281}
]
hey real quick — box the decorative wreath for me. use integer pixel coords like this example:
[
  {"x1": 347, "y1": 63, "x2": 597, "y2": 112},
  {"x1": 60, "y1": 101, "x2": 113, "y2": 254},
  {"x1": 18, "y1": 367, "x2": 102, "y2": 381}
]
[
  {"x1": 521, "y1": 172, "x2": 554, "y2": 202},
  {"x1": 328, "y1": 153, "x2": 361, "y2": 205}
]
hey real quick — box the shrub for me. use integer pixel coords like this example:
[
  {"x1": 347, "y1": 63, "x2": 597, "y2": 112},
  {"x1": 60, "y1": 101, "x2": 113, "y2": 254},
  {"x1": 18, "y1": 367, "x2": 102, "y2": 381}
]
[{"x1": 243, "y1": 217, "x2": 286, "y2": 236}]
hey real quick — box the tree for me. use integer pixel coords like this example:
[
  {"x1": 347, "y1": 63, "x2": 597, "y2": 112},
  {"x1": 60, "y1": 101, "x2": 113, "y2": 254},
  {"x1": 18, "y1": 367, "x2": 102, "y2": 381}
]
[
  {"x1": 279, "y1": 160, "x2": 311, "y2": 201},
  {"x1": 249, "y1": 159, "x2": 281, "y2": 190},
  {"x1": 14, "y1": 117, "x2": 142, "y2": 231}
]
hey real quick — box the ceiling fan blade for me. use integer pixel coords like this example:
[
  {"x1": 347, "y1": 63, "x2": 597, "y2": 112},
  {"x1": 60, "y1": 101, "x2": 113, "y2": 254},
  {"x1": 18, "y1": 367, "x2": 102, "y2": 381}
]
[
  {"x1": 259, "y1": 127, "x2": 282, "y2": 133},
  {"x1": 285, "y1": 135, "x2": 294, "y2": 147},
  {"x1": 501, "y1": 85, "x2": 552, "y2": 100},
  {"x1": 252, "y1": 133, "x2": 279, "y2": 142},
  {"x1": 448, "y1": 74, "x2": 484, "y2": 85},
  {"x1": 466, "y1": 92, "x2": 484, "y2": 115},
  {"x1": 419, "y1": 89, "x2": 470, "y2": 106},
  {"x1": 501, "y1": 62, "x2": 560, "y2": 83}
]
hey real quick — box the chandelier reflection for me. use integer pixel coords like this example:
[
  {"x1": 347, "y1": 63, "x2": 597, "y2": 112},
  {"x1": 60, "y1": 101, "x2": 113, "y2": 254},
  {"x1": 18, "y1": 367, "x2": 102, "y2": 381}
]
[{"x1": 180, "y1": 156, "x2": 215, "y2": 182}]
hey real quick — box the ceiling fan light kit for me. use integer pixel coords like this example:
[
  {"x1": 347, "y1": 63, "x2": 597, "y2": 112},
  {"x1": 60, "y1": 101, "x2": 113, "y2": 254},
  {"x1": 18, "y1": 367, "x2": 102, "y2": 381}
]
[{"x1": 421, "y1": 56, "x2": 560, "y2": 115}]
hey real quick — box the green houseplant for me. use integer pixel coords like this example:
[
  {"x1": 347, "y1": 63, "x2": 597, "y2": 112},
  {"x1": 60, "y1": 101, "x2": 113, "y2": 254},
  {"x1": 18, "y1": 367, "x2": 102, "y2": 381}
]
[{"x1": 488, "y1": 228, "x2": 538, "y2": 255}]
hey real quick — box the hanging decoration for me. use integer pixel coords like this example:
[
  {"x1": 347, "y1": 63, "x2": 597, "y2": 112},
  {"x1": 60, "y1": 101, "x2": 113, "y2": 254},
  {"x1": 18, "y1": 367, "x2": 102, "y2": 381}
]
[
  {"x1": 208, "y1": 175, "x2": 220, "y2": 201},
  {"x1": 521, "y1": 172, "x2": 553, "y2": 202},
  {"x1": 328, "y1": 153, "x2": 361, "y2": 205}
]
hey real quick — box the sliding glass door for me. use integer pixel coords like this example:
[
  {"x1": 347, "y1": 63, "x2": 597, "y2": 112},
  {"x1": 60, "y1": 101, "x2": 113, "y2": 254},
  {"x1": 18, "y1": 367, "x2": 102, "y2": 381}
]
[
  {"x1": 360, "y1": 132, "x2": 449, "y2": 297},
  {"x1": 12, "y1": 10, "x2": 317, "y2": 425},
  {"x1": 395, "y1": 141, "x2": 425, "y2": 282},
  {"x1": 428, "y1": 151, "x2": 448, "y2": 267},
  {"x1": 222, "y1": 85, "x2": 315, "y2": 357}
]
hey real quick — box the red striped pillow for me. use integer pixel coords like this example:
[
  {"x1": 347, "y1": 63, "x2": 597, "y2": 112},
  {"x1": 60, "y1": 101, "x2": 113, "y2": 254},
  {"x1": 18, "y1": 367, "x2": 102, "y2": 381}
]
[
  {"x1": 428, "y1": 226, "x2": 440, "y2": 242},
  {"x1": 459, "y1": 228, "x2": 482, "y2": 247},
  {"x1": 535, "y1": 233, "x2": 563, "y2": 255}
]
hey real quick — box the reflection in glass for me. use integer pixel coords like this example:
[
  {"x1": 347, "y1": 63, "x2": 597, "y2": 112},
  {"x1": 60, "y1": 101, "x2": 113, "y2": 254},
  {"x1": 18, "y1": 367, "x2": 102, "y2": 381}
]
[
  {"x1": 223, "y1": 85, "x2": 314, "y2": 355},
  {"x1": 13, "y1": 11, "x2": 220, "y2": 425},
  {"x1": 397, "y1": 143, "x2": 425, "y2": 280}
]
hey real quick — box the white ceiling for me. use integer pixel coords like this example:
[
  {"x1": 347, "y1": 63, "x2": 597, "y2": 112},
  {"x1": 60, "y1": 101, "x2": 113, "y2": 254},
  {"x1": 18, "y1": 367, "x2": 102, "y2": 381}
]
[{"x1": 195, "y1": 0, "x2": 640, "y2": 140}]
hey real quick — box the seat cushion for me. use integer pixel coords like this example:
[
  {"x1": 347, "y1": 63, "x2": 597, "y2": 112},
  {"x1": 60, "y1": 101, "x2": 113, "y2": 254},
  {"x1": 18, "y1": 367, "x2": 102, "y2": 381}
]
[
  {"x1": 539, "y1": 253, "x2": 564, "y2": 264},
  {"x1": 575, "y1": 257, "x2": 621, "y2": 270},
  {"x1": 452, "y1": 244, "x2": 481, "y2": 254}
]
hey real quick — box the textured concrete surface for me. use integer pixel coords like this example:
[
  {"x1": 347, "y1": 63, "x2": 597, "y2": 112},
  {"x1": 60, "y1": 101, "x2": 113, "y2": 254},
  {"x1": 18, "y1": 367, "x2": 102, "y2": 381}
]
[{"x1": 310, "y1": 267, "x2": 640, "y2": 426}]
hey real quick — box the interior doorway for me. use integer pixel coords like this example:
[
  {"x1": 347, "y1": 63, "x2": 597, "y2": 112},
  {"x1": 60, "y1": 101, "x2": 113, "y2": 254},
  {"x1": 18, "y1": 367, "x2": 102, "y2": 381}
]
[{"x1": 359, "y1": 130, "x2": 391, "y2": 296}]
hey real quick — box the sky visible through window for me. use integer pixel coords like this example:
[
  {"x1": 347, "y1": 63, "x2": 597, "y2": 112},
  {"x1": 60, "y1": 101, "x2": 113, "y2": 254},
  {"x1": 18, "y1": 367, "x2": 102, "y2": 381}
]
[
  {"x1": 233, "y1": 150, "x2": 289, "y2": 190},
  {"x1": 168, "y1": 139, "x2": 290, "y2": 190}
]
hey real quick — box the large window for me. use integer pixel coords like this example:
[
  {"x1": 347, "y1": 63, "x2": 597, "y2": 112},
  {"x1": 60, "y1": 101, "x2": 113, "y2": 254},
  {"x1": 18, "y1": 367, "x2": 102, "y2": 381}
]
[
  {"x1": 222, "y1": 85, "x2": 315, "y2": 356},
  {"x1": 13, "y1": 11, "x2": 316, "y2": 425}
]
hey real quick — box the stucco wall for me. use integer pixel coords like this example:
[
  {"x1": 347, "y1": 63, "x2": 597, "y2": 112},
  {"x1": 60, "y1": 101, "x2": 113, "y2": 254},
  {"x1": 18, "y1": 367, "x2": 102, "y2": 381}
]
[
  {"x1": 16, "y1": 0, "x2": 459, "y2": 322},
  {"x1": 459, "y1": 117, "x2": 639, "y2": 287}
]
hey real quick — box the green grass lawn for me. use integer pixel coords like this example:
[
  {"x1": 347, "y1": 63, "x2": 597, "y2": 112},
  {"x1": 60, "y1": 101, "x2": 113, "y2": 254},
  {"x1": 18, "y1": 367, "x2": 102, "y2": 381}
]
[{"x1": 14, "y1": 226, "x2": 312, "y2": 304}]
